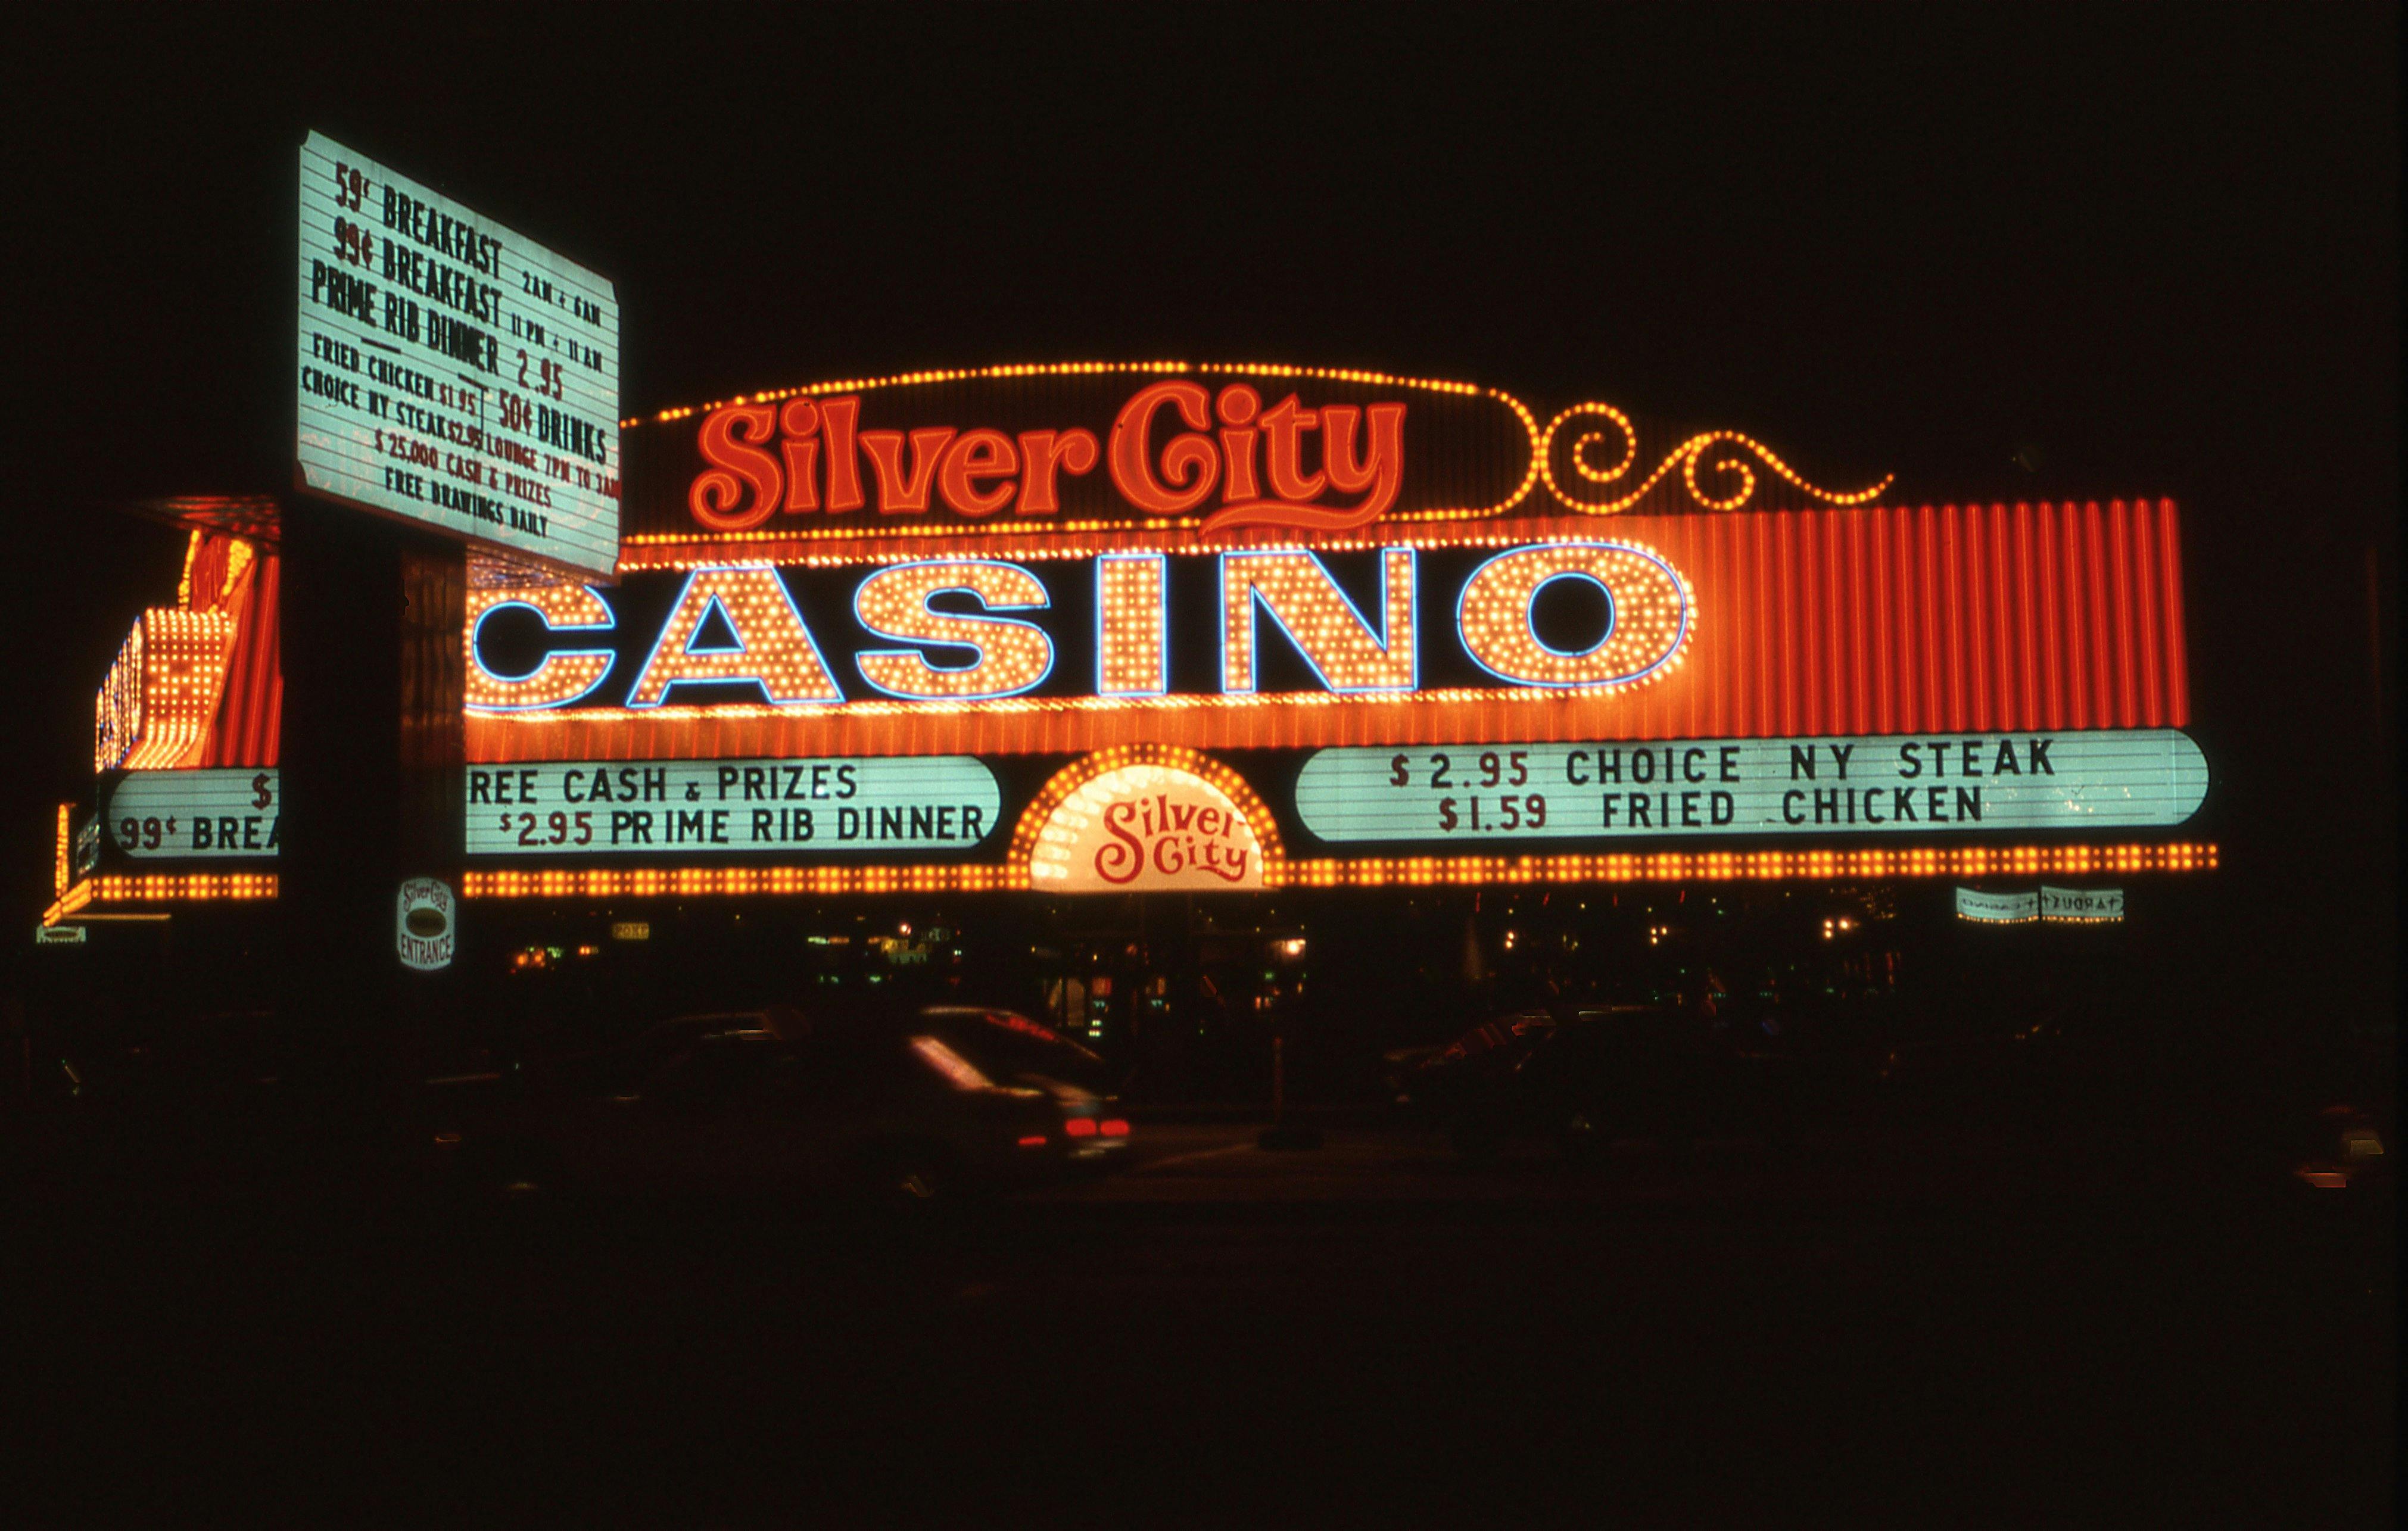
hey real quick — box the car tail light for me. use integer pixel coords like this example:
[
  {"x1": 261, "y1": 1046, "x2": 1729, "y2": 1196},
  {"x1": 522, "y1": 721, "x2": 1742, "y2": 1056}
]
[
  {"x1": 1063, "y1": 1117, "x2": 1098, "y2": 1138},
  {"x1": 1016, "y1": 1134, "x2": 1049, "y2": 1149},
  {"x1": 1100, "y1": 1118, "x2": 1130, "y2": 1138}
]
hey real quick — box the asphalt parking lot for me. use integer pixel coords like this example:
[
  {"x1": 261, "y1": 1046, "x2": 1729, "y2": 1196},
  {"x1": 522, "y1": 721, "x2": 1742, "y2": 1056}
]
[{"x1": 3, "y1": 1120, "x2": 2392, "y2": 1524}]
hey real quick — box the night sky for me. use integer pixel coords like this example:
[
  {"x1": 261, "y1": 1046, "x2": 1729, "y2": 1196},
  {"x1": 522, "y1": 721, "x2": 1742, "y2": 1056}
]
[{"x1": 6, "y1": 7, "x2": 2394, "y2": 1014}]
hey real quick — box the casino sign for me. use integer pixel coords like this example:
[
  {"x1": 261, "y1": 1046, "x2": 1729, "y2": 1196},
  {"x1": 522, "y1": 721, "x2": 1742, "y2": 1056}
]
[
  {"x1": 46, "y1": 361, "x2": 2216, "y2": 923},
  {"x1": 468, "y1": 360, "x2": 2214, "y2": 894}
]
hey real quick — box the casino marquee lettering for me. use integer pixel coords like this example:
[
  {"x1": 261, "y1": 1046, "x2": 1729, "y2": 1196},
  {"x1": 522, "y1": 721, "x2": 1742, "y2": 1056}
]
[{"x1": 468, "y1": 539, "x2": 1695, "y2": 711}]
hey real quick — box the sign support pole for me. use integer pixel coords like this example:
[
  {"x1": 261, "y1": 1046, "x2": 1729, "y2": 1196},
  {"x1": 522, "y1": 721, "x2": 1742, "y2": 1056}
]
[{"x1": 278, "y1": 496, "x2": 465, "y2": 1065}]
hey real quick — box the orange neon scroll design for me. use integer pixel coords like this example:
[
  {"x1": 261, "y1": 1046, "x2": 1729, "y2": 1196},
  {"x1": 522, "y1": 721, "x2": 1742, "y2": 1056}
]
[{"x1": 1540, "y1": 402, "x2": 1893, "y2": 516}]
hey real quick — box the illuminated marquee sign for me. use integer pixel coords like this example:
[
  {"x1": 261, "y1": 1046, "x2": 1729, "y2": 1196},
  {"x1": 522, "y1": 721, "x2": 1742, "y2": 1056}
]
[
  {"x1": 48, "y1": 351, "x2": 2219, "y2": 919},
  {"x1": 2041, "y1": 885, "x2": 2124, "y2": 922},
  {"x1": 108, "y1": 769, "x2": 281, "y2": 859},
  {"x1": 464, "y1": 757, "x2": 1001, "y2": 855},
  {"x1": 1020, "y1": 748, "x2": 1276, "y2": 892},
  {"x1": 1957, "y1": 887, "x2": 2038, "y2": 923},
  {"x1": 297, "y1": 132, "x2": 621, "y2": 577},
  {"x1": 94, "y1": 609, "x2": 236, "y2": 772},
  {"x1": 619, "y1": 364, "x2": 1896, "y2": 553},
  {"x1": 57, "y1": 358, "x2": 2210, "y2": 913},
  {"x1": 467, "y1": 495, "x2": 2191, "y2": 767},
  {"x1": 466, "y1": 540, "x2": 1697, "y2": 734},
  {"x1": 432, "y1": 361, "x2": 2208, "y2": 897},
  {"x1": 1292, "y1": 731, "x2": 2207, "y2": 843}
]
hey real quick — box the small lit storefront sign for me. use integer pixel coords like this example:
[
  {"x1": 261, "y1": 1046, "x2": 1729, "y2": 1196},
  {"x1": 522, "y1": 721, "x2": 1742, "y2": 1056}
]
[
  {"x1": 2040, "y1": 885, "x2": 2125, "y2": 922},
  {"x1": 1957, "y1": 885, "x2": 2126, "y2": 924},
  {"x1": 1956, "y1": 888, "x2": 2038, "y2": 924}
]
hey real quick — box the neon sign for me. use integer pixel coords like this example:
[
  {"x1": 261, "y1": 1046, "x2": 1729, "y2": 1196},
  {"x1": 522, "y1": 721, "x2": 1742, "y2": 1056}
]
[
  {"x1": 468, "y1": 538, "x2": 1692, "y2": 716},
  {"x1": 622, "y1": 364, "x2": 1898, "y2": 555},
  {"x1": 684, "y1": 379, "x2": 1409, "y2": 535},
  {"x1": 94, "y1": 609, "x2": 237, "y2": 771},
  {"x1": 1020, "y1": 747, "x2": 1278, "y2": 892}
]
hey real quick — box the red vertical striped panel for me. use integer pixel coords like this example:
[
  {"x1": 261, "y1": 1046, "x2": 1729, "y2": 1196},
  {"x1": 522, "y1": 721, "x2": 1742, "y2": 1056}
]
[
  {"x1": 200, "y1": 549, "x2": 281, "y2": 768},
  {"x1": 2059, "y1": 508, "x2": 2089, "y2": 728},
  {"x1": 1986, "y1": 506, "x2": 2014, "y2": 728},
  {"x1": 2130, "y1": 500, "x2": 2164, "y2": 723},
  {"x1": 2084, "y1": 503, "x2": 2114, "y2": 727},
  {"x1": 1960, "y1": 503, "x2": 1990, "y2": 732},
  {"x1": 1788, "y1": 512, "x2": 1817, "y2": 736},
  {"x1": 2033, "y1": 506, "x2": 2061, "y2": 729},
  {"x1": 2011, "y1": 506, "x2": 2038, "y2": 728},
  {"x1": 2108, "y1": 500, "x2": 2139, "y2": 726},
  {"x1": 1830, "y1": 513, "x2": 1855, "y2": 735},
  {"x1": 2157, "y1": 505, "x2": 2189, "y2": 721},
  {"x1": 1870, "y1": 508, "x2": 1895, "y2": 734},
  {"x1": 1753, "y1": 513, "x2": 1777, "y2": 737}
]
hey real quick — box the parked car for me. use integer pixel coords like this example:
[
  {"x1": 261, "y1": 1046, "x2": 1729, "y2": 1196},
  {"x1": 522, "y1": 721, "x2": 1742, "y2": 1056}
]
[
  {"x1": 907, "y1": 1006, "x2": 1132, "y2": 1167},
  {"x1": 1386, "y1": 1008, "x2": 1561, "y2": 1125},
  {"x1": 438, "y1": 1007, "x2": 1064, "y2": 1210}
]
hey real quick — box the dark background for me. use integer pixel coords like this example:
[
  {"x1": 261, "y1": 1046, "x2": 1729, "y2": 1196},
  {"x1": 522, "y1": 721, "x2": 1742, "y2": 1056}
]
[{"x1": 2, "y1": 5, "x2": 2394, "y2": 1028}]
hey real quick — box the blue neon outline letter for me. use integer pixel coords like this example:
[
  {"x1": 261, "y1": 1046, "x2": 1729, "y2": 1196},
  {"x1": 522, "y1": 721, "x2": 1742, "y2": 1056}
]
[
  {"x1": 1453, "y1": 540, "x2": 1690, "y2": 690},
  {"x1": 624, "y1": 563, "x2": 845, "y2": 709},
  {"x1": 1219, "y1": 546, "x2": 1418, "y2": 695},
  {"x1": 466, "y1": 587, "x2": 619, "y2": 713},
  {"x1": 852, "y1": 557, "x2": 1057, "y2": 701}
]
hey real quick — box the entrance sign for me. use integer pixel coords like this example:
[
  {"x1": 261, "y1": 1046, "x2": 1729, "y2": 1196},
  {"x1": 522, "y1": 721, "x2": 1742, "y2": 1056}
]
[
  {"x1": 2041, "y1": 885, "x2": 2125, "y2": 922},
  {"x1": 108, "y1": 769, "x2": 281, "y2": 859},
  {"x1": 395, "y1": 877, "x2": 456, "y2": 970},
  {"x1": 1292, "y1": 730, "x2": 2207, "y2": 843},
  {"x1": 1956, "y1": 888, "x2": 2038, "y2": 924},
  {"x1": 297, "y1": 132, "x2": 621, "y2": 578},
  {"x1": 464, "y1": 757, "x2": 1001, "y2": 855}
]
